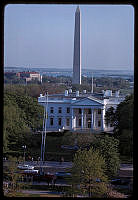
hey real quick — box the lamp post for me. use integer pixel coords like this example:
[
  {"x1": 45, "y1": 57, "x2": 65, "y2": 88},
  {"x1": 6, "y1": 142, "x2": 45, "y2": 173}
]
[
  {"x1": 22, "y1": 145, "x2": 26, "y2": 164},
  {"x1": 40, "y1": 91, "x2": 48, "y2": 175}
]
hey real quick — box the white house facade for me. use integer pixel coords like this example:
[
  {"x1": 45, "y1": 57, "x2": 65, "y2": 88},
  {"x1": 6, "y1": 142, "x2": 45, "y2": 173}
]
[{"x1": 38, "y1": 90, "x2": 125, "y2": 133}]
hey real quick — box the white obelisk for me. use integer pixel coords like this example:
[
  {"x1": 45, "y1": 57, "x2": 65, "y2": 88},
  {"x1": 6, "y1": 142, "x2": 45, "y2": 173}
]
[{"x1": 72, "y1": 6, "x2": 81, "y2": 85}]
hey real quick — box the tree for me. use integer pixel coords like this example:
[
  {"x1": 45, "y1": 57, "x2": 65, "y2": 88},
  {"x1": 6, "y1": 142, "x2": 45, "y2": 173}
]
[
  {"x1": 3, "y1": 156, "x2": 24, "y2": 197},
  {"x1": 3, "y1": 90, "x2": 43, "y2": 157},
  {"x1": 3, "y1": 104, "x2": 29, "y2": 155},
  {"x1": 104, "y1": 107, "x2": 116, "y2": 127},
  {"x1": 119, "y1": 129, "x2": 133, "y2": 158},
  {"x1": 67, "y1": 147, "x2": 108, "y2": 198},
  {"x1": 104, "y1": 94, "x2": 133, "y2": 159},
  {"x1": 114, "y1": 94, "x2": 133, "y2": 135},
  {"x1": 92, "y1": 135, "x2": 120, "y2": 178}
]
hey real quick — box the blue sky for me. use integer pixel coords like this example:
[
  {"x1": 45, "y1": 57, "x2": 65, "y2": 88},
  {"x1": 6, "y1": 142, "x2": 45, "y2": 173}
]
[{"x1": 4, "y1": 4, "x2": 134, "y2": 71}]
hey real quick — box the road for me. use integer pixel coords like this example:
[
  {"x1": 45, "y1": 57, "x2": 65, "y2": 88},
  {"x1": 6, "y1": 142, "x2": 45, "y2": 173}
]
[
  {"x1": 120, "y1": 164, "x2": 133, "y2": 171},
  {"x1": 22, "y1": 161, "x2": 133, "y2": 171},
  {"x1": 4, "y1": 160, "x2": 133, "y2": 172},
  {"x1": 24, "y1": 161, "x2": 72, "y2": 169},
  {"x1": 4, "y1": 160, "x2": 133, "y2": 174}
]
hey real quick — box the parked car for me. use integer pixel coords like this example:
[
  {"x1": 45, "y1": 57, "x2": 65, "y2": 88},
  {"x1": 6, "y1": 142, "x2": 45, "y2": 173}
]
[
  {"x1": 55, "y1": 171, "x2": 71, "y2": 179},
  {"x1": 22, "y1": 169, "x2": 39, "y2": 174},
  {"x1": 20, "y1": 170, "x2": 39, "y2": 181},
  {"x1": 80, "y1": 145, "x2": 91, "y2": 151},
  {"x1": 61, "y1": 145, "x2": 79, "y2": 151},
  {"x1": 111, "y1": 178, "x2": 130, "y2": 185},
  {"x1": 17, "y1": 164, "x2": 34, "y2": 170}
]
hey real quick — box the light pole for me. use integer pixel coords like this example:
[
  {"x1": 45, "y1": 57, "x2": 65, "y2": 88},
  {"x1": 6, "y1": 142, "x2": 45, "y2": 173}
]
[
  {"x1": 22, "y1": 145, "x2": 26, "y2": 164},
  {"x1": 40, "y1": 91, "x2": 48, "y2": 174}
]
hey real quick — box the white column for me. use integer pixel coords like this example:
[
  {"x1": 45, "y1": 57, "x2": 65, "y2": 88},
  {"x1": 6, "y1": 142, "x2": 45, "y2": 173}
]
[
  {"x1": 91, "y1": 109, "x2": 94, "y2": 130},
  {"x1": 101, "y1": 108, "x2": 104, "y2": 131},
  {"x1": 93, "y1": 109, "x2": 96, "y2": 129},
  {"x1": 84, "y1": 112, "x2": 86, "y2": 129},
  {"x1": 81, "y1": 108, "x2": 84, "y2": 129},
  {"x1": 71, "y1": 108, "x2": 74, "y2": 130},
  {"x1": 74, "y1": 116, "x2": 76, "y2": 130}
]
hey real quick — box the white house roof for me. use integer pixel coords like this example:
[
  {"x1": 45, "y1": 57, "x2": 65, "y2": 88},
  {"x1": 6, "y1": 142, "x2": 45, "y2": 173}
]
[
  {"x1": 88, "y1": 96, "x2": 104, "y2": 105},
  {"x1": 71, "y1": 97, "x2": 104, "y2": 106}
]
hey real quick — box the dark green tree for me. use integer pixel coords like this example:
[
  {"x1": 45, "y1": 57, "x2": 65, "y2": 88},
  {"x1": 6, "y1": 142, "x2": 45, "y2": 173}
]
[
  {"x1": 105, "y1": 107, "x2": 116, "y2": 127},
  {"x1": 118, "y1": 129, "x2": 133, "y2": 159},
  {"x1": 114, "y1": 94, "x2": 133, "y2": 135},
  {"x1": 3, "y1": 91, "x2": 43, "y2": 157},
  {"x1": 104, "y1": 94, "x2": 133, "y2": 159},
  {"x1": 92, "y1": 135, "x2": 120, "y2": 178},
  {"x1": 3, "y1": 156, "x2": 25, "y2": 197}
]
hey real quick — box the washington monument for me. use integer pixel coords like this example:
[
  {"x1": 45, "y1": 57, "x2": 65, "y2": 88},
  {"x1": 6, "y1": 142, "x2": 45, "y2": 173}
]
[{"x1": 72, "y1": 6, "x2": 81, "y2": 85}]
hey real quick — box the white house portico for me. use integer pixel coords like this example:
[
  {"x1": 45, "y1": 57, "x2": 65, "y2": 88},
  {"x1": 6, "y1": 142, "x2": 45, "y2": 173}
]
[{"x1": 71, "y1": 97, "x2": 104, "y2": 131}]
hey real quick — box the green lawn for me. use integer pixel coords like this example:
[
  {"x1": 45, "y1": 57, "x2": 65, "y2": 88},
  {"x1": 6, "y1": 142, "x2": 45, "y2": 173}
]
[{"x1": 30, "y1": 131, "x2": 102, "y2": 161}]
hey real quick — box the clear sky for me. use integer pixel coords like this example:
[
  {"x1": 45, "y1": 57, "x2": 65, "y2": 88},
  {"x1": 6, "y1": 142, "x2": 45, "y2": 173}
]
[{"x1": 4, "y1": 4, "x2": 134, "y2": 71}]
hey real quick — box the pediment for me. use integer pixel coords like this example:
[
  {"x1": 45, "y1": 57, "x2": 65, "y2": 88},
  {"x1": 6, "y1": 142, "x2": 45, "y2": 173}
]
[{"x1": 71, "y1": 97, "x2": 104, "y2": 106}]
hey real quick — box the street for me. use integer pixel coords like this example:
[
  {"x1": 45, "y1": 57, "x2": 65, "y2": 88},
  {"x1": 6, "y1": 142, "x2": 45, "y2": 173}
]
[
  {"x1": 120, "y1": 164, "x2": 133, "y2": 171},
  {"x1": 22, "y1": 161, "x2": 72, "y2": 169}
]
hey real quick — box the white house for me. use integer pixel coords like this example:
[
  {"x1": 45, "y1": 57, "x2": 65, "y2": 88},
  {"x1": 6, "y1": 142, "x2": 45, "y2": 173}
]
[{"x1": 38, "y1": 90, "x2": 125, "y2": 133}]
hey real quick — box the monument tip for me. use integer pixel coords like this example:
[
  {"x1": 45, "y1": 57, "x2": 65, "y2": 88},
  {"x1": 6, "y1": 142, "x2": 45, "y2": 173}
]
[{"x1": 76, "y1": 6, "x2": 80, "y2": 12}]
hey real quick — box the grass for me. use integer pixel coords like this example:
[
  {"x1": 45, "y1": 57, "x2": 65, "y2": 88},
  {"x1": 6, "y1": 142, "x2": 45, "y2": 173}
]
[{"x1": 24, "y1": 131, "x2": 104, "y2": 161}]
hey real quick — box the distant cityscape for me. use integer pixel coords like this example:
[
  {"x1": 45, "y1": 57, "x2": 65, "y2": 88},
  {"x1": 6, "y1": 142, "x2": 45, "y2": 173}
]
[{"x1": 4, "y1": 66, "x2": 134, "y2": 80}]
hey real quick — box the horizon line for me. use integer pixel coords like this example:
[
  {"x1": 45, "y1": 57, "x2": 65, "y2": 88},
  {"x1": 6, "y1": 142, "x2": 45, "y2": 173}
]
[{"x1": 4, "y1": 66, "x2": 134, "y2": 71}]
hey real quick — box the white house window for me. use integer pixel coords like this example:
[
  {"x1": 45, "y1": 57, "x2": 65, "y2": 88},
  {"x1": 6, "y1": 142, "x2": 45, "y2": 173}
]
[
  {"x1": 98, "y1": 109, "x2": 101, "y2": 114},
  {"x1": 67, "y1": 107, "x2": 70, "y2": 113},
  {"x1": 88, "y1": 109, "x2": 91, "y2": 114},
  {"x1": 58, "y1": 107, "x2": 62, "y2": 113},
  {"x1": 79, "y1": 118, "x2": 81, "y2": 126},
  {"x1": 66, "y1": 118, "x2": 70, "y2": 126},
  {"x1": 50, "y1": 107, "x2": 54, "y2": 113},
  {"x1": 98, "y1": 120, "x2": 101, "y2": 127},
  {"x1": 58, "y1": 118, "x2": 62, "y2": 126},
  {"x1": 50, "y1": 118, "x2": 53, "y2": 126},
  {"x1": 79, "y1": 108, "x2": 81, "y2": 114}
]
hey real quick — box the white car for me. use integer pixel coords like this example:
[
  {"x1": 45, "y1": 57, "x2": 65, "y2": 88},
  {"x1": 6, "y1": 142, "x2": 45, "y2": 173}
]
[
  {"x1": 17, "y1": 164, "x2": 34, "y2": 170},
  {"x1": 22, "y1": 169, "x2": 39, "y2": 174}
]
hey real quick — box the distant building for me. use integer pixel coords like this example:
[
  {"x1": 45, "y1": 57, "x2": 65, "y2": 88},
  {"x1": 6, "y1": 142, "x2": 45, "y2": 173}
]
[
  {"x1": 129, "y1": 81, "x2": 134, "y2": 88},
  {"x1": 38, "y1": 89, "x2": 125, "y2": 133},
  {"x1": 4, "y1": 71, "x2": 16, "y2": 77},
  {"x1": 16, "y1": 71, "x2": 42, "y2": 82}
]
